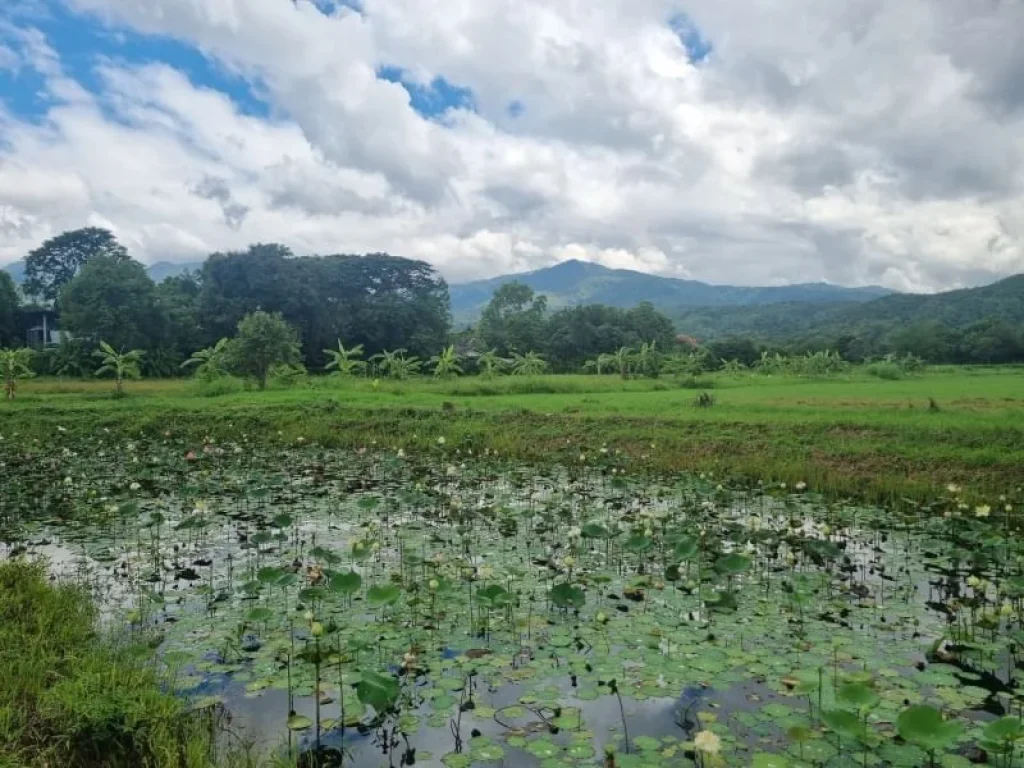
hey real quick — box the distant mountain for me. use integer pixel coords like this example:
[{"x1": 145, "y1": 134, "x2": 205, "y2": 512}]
[
  {"x1": 450, "y1": 259, "x2": 893, "y2": 321},
  {"x1": 672, "y1": 274, "x2": 1024, "y2": 343},
  {"x1": 1, "y1": 259, "x2": 202, "y2": 287},
  {"x1": 146, "y1": 261, "x2": 204, "y2": 282},
  {"x1": 2, "y1": 260, "x2": 26, "y2": 285}
]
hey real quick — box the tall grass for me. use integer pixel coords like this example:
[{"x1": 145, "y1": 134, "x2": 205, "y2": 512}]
[{"x1": 0, "y1": 561, "x2": 219, "y2": 767}]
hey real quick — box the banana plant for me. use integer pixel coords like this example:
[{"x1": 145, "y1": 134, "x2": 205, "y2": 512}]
[
  {"x1": 181, "y1": 338, "x2": 232, "y2": 380},
  {"x1": 478, "y1": 349, "x2": 507, "y2": 378},
  {"x1": 429, "y1": 345, "x2": 463, "y2": 378},
  {"x1": 509, "y1": 351, "x2": 547, "y2": 376},
  {"x1": 371, "y1": 349, "x2": 421, "y2": 380},
  {"x1": 93, "y1": 341, "x2": 143, "y2": 398},
  {"x1": 323, "y1": 340, "x2": 367, "y2": 377},
  {"x1": 1, "y1": 348, "x2": 34, "y2": 400}
]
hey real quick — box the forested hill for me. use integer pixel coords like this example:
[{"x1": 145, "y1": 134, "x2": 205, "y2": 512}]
[
  {"x1": 673, "y1": 274, "x2": 1024, "y2": 347},
  {"x1": 449, "y1": 259, "x2": 892, "y2": 321}
]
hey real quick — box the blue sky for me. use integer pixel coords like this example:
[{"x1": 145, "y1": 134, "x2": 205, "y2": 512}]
[{"x1": 0, "y1": 1, "x2": 270, "y2": 120}]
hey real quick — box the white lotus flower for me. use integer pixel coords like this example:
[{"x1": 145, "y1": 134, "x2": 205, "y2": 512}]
[{"x1": 694, "y1": 730, "x2": 721, "y2": 755}]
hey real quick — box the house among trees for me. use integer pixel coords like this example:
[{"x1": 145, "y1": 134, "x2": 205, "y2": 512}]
[{"x1": 21, "y1": 307, "x2": 66, "y2": 348}]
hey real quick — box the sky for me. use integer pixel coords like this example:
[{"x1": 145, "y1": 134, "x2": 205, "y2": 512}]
[{"x1": 0, "y1": 0, "x2": 1022, "y2": 291}]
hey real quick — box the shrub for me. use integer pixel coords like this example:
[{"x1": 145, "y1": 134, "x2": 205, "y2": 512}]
[{"x1": 866, "y1": 362, "x2": 904, "y2": 380}]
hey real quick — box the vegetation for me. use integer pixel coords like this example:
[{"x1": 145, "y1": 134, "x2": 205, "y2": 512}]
[
  {"x1": 93, "y1": 341, "x2": 144, "y2": 397},
  {"x1": 0, "y1": 561, "x2": 218, "y2": 767},
  {"x1": 2, "y1": 408, "x2": 1023, "y2": 767},
  {"x1": 1, "y1": 347, "x2": 34, "y2": 399},
  {"x1": 230, "y1": 311, "x2": 301, "y2": 390},
  {"x1": 23, "y1": 227, "x2": 129, "y2": 303}
]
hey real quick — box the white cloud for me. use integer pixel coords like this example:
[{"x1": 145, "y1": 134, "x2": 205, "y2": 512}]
[{"x1": 0, "y1": 0, "x2": 1020, "y2": 292}]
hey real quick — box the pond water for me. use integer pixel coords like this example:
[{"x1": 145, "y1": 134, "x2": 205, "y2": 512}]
[{"x1": 2, "y1": 435, "x2": 1022, "y2": 767}]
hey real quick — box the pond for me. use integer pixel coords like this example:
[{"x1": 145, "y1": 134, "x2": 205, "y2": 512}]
[{"x1": 2, "y1": 433, "x2": 1022, "y2": 767}]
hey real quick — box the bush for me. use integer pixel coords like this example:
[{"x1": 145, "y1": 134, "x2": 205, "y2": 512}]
[
  {"x1": 866, "y1": 362, "x2": 904, "y2": 380},
  {"x1": 191, "y1": 375, "x2": 245, "y2": 398}
]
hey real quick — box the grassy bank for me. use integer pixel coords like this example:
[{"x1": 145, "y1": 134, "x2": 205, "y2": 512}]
[
  {"x1": 0, "y1": 561, "x2": 219, "y2": 767},
  {"x1": 3, "y1": 367, "x2": 1023, "y2": 500}
]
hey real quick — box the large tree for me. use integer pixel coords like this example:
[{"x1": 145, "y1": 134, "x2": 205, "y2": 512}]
[
  {"x1": 0, "y1": 271, "x2": 18, "y2": 347},
  {"x1": 199, "y1": 248, "x2": 450, "y2": 368},
  {"x1": 59, "y1": 254, "x2": 164, "y2": 351},
  {"x1": 24, "y1": 228, "x2": 129, "y2": 304},
  {"x1": 477, "y1": 282, "x2": 548, "y2": 356}
]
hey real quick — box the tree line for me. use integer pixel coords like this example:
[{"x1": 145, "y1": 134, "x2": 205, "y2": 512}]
[{"x1": 1, "y1": 227, "x2": 1022, "y2": 392}]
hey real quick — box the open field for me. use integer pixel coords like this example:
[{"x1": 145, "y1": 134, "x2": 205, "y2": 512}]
[{"x1": 4, "y1": 367, "x2": 1023, "y2": 500}]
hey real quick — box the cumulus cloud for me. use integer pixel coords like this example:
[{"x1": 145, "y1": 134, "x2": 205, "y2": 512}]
[{"x1": 0, "y1": 0, "x2": 1020, "y2": 291}]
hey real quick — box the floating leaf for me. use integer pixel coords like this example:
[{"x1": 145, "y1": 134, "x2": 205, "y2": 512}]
[
  {"x1": 550, "y1": 582, "x2": 585, "y2": 609},
  {"x1": 897, "y1": 706, "x2": 962, "y2": 752},
  {"x1": 367, "y1": 584, "x2": 401, "y2": 607},
  {"x1": 355, "y1": 670, "x2": 399, "y2": 713},
  {"x1": 329, "y1": 570, "x2": 362, "y2": 595},
  {"x1": 286, "y1": 713, "x2": 312, "y2": 731}
]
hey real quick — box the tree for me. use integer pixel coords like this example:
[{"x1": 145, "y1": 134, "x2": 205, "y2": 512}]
[
  {"x1": 323, "y1": 341, "x2": 367, "y2": 377},
  {"x1": 478, "y1": 282, "x2": 548, "y2": 356},
  {"x1": 24, "y1": 228, "x2": 128, "y2": 303},
  {"x1": 1, "y1": 348, "x2": 34, "y2": 399},
  {"x1": 230, "y1": 311, "x2": 302, "y2": 390},
  {"x1": 0, "y1": 272, "x2": 19, "y2": 346},
  {"x1": 93, "y1": 341, "x2": 143, "y2": 398},
  {"x1": 59, "y1": 255, "x2": 164, "y2": 351},
  {"x1": 200, "y1": 248, "x2": 451, "y2": 368},
  {"x1": 509, "y1": 351, "x2": 547, "y2": 376},
  {"x1": 430, "y1": 345, "x2": 463, "y2": 378},
  {"x1": 181, "y1": 338, "x2": 232, "y2": 380}
]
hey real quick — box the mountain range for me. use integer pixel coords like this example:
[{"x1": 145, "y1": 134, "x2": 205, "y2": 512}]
[{"x1": 448, "y1": 259, "x2": 892, "y2": 321}]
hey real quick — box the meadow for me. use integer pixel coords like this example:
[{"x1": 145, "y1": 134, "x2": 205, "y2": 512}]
[
  {"x1": 4, "y1": 366, "x2": 1023, "y2": 501},
  {"x1": 2, "y1": 366, "x2": 1024, "y2": 767}
]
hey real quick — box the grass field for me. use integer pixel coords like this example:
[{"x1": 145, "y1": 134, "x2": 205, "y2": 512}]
[{"x1": 3, "y1": 367, "x2": 1023, "y2": 501}]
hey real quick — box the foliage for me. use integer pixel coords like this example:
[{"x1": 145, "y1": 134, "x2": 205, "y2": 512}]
[
  {"x1": 477, "y1": 282, "x2": 548, "y2": 357},
  {"x1": 323, "y1": 341, "x2": 367, "y2": 377},
  {"x1": 544, "y1": 302, "x2": 676, "y2": 372},
  {"x1": 230, "y1": 311, "x2": 301, "y2": 390},
  {"x1": 93, "y1": 341, "x2": 143, "y2": 397},
  {"x1": 60, "y1": 254, "x2": 165, "y2": 351},
  {"x1": 371, "y1": 348, "x2": 422, "y2": 379},
  {"x1": 181, "y1": 338, "x2": 233, "y2": 380},
  {"x1": 1, "y1": 347, "x2": 34, "y2": 399},
  {"x1": 199, "y1": 246, "x2": 450, "y2": 368},
  {"x1": 477, "y1": 349, "x2": 507, "y2": 378},
  {"x1": 509, "y1": 350, "x2": 547, "y2": 376},
  {"x1": 0, "y1": 561, "x2": 216, "y2": 767},
  {"x1": 429, "y1": 345, "x2": 463, "y2": 378},
  {"x1": 0, "y1": 271, "x2": 18, "y2": 346},
  {"x1": 23, "y1": 227, "x2": 129, "y2": 304}
]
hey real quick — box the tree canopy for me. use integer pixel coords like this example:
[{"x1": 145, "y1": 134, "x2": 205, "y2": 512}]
[
  {"x1": 24, "y1": 228, "x2": 129, "y2": 304},
  {"x1": 0, "y1": 272, "x2": 18, "y2": 347},
  {"x1": 59, "y1": 254, "x2": 164, "y2": 352}
]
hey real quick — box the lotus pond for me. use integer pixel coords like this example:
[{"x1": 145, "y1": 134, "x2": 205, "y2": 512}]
[{"x1": 2, "y1": 432, "x2": 1024, "y2": 768}]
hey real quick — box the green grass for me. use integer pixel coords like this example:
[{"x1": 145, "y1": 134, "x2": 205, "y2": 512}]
[
  {"x1": 4, "y1": 367, "x2": 1023, "y2": 501},
  {"x1": 0, "y1": 561, "x2": 220, "y2": 768}
]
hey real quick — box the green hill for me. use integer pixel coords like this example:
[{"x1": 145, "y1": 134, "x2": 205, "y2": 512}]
[
  {"x1": 673, "y1": 274, "x2": 1024, "y2": 346},
  {"x1": 450, "y1": 259, "x2": 892, "y2": 322}
]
